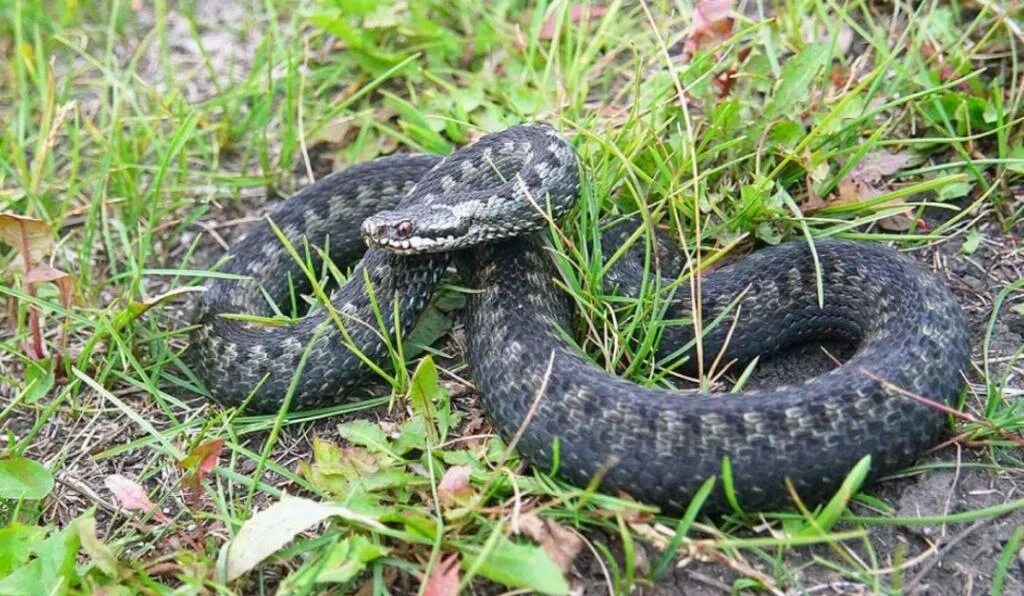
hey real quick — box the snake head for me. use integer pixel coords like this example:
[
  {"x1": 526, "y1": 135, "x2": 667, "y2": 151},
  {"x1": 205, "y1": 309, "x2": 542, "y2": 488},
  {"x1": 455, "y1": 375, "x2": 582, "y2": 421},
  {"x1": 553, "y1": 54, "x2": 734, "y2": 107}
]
[{"x1": 361, "y1": 206, "x2": 471, "y2": 254}]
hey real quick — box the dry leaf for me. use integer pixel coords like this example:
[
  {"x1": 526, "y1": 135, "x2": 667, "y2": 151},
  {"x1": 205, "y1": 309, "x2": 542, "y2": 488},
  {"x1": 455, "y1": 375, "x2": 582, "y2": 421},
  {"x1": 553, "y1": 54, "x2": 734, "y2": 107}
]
[
  {"x1": 878, "y1": 214, "x2": 918, "y2": 232},
  {"x1": 104, "y1": 474, "x2": 170, "y2": 522},
  {"x1": 684, "y1": 0, "x2": 735, "y2": 55},
  {"x1": 539, "y1": 5, "x2": 609, "y2": 41},
  {"x1": 516, "y1": 513, "x2": 584, "y2": 572},
  {"x1": 0, "y1": 213, "x2": 52, "y2": 267},
  {"x1": 422, "y1": 552, "x2": 460, "y2": 596},
  {"x1": 819, "y1": 151, "x2": 912, "y2": 209},
  {"x1": 849, "y1": 151, "x2": 911, "y2": 185},
  {"x1": 24, "y1": 262, "x2": 74, "y2": 307}
]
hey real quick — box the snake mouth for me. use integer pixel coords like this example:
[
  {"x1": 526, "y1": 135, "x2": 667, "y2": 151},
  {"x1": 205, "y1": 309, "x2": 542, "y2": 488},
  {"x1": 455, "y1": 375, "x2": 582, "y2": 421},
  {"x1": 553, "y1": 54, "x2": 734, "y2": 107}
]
[
  {"x1": 361, "y1": 207, "x2": 467, "y2": 254},
  {"x1": 365, "y1": 232, "x2": 459, "y2": 254}
]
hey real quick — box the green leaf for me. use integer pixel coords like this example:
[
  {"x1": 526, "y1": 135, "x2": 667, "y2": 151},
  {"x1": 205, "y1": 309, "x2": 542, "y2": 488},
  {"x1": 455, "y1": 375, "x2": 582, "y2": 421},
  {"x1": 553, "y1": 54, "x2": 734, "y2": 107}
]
[
  {"x1": 408, "y1": 356, "x2": 445, "y2": 445},
  {"x1": 404, "y1": 290, "x2": 465, "y2": 358},
  {"x1": 0, "y1": 524, "x2": 46, "y2": 575},
  {"x1": 802, "y1": 455, "x2": 872, "y2": 535},
  {"x1": 1006, "y1": 145, "x2": 1024, "y2": 175},
  {"x1": 314, "y1": 535, "x2": 389, "y2": 584},
  {"x1": 0, "y1": 519, "x2": 82, "y2": 595},
  {"x1": 393, "y1": 415, "x2": 428, "y2": 455},
  {"x1": 334, "y1": 0, "x2": 377, "y2": 16},
  {"x1": 22, "y1": 361, "x2": 54, "y2": 404},
  {"x1": 768, "y1": 119, "x2": 805, "y2": 148},
  {"x1": 217, "y1": 494, "x2": 383, "y2": 582},
  {"x1": 765, "y1": 42, "x2": 829, "y2": 120},
  {"x1": 938, "y1": 181, "x2": 973, "y2": 201},
  {"x1": 337, "y1": 420, "x2": 390, "y2": 453},
  {"x1": 78, "y1": 514, "x2": 121, "y2": 578},
  {"x1": 0, "y1": 457, "x2": 54, "y2": 500},
  {"x1": 961, "y1": 229, "x2": 981, "y2": 255},
  {"x1": 463, "y1": 536, "x2": 568, "y2": 595}
]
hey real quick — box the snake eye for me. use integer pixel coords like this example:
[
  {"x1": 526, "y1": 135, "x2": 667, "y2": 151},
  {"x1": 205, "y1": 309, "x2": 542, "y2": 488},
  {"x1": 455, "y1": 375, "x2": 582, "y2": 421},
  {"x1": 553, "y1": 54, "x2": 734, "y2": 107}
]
[{"x1": 396, "y1": 221, "x2": 414, "y2": 238}]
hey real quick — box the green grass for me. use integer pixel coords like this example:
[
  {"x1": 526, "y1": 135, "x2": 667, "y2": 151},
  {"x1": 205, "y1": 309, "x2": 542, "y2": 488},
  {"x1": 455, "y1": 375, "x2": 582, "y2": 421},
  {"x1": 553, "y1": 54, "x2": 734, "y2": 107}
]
[{"x1": 2, "y1": 0, "x2": 1023, "y2": 593}]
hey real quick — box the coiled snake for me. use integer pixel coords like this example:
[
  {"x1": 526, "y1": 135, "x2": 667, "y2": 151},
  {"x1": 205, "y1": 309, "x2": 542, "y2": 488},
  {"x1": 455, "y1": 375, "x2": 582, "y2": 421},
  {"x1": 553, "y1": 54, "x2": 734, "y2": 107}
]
[{"x1": 189, "y1": 124, "x2": 970, "y2": 512}]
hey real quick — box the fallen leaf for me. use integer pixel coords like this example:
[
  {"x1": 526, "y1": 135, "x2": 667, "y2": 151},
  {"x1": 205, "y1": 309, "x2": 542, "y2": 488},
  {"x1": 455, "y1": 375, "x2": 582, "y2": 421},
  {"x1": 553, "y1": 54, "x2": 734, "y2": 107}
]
[
  {"x1": 0, "y1": 213, "x2": 52, "y2": 267},
  {"x1": 104, "y1": 474, "x2": 170, "y2": 522},
  {"x1": 849, "y1": 151, "x2": 911, "y2": 185},
  {"x1": 24, "y1": 263, "x2": 74, "y2": 308},
  {"x1": 217, "y1": 493, "x2": 384, "y2": 581},
  {"x1": 437, "y1": 465, "x2": 473, "y2": 506},
  {"x1": 422, "y1": 552, "x2": 460, "y2": 596},
  {"x1": 878, "y1": 213, "x2": 921, "y2": 232},
  {"x1": 516, "y1": 513, "x2": 584, "y2": 572},
  {"x1": 819, "y1": 151, "x2": 912, "y2": 209},
  {"x1": 539, "y1": 5, "x2": 609, "y2": 41},
  {"x1": 684, "y1": 0, "x2": 735, "y2": 55}
]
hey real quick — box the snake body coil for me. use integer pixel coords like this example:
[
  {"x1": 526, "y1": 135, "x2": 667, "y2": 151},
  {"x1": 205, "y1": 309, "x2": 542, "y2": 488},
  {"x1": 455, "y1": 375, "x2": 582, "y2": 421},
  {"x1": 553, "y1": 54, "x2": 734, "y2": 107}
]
[{"x1": 190, "y1": 124, "x2": 970, "y2": 512}]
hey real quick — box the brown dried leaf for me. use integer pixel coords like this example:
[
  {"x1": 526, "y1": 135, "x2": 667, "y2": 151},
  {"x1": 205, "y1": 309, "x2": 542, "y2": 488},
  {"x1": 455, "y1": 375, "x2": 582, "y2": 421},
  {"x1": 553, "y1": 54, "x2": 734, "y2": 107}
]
[
  {"x1": 823, "y1": 151, "x2": 912, "y2": 209},
  {"x1": 422, "y1": 552, "x2": 460, "y2": 596},
  {"x1": 539, "y1": 5, "x2": 609, "y2": 41},
  {"x1": 684, "y1": 0, "x2": 735, "y2": 54},
  {"x1": 878, "y1": 213, "x2": 917, "y2": 232},
  {"x1": 0, "y1": 213, "x2": 52, "y2": 267},
  {"x1": 25, "y1": 262, "x2": 74, "y2": 307},
  {"x1": 516, "y1": 512, "x2": 584, "y2": 572},
  {"x1": 849, "y1": 151, "x2": 911, "y2": 185},
  {"x1": 833, "y1": 178, "x2": 874, "y2": 205}
]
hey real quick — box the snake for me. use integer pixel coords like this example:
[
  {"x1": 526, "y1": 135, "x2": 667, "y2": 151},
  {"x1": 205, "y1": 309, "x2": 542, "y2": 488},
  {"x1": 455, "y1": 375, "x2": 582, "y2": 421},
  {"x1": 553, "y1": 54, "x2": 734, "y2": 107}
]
[{"x1": 188, "y1": 124, "x2": 971, "y2": 513}]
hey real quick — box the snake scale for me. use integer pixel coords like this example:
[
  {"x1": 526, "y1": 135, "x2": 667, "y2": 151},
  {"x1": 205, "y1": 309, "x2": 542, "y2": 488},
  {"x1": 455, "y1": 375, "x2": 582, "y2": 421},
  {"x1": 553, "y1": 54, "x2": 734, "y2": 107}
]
[{"x1": 189, "y1": 124, "x2": 971, "y2": 513}]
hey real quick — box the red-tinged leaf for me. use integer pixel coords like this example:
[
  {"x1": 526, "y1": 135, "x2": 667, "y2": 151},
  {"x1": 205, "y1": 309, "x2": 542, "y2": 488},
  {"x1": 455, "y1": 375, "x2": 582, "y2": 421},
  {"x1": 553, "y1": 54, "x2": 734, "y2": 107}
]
[
  {"x1": 437, "y1": 465, "x2": 473, "y2": 505},
  {"x1": 181, "y1": 439, "x2": 224, "y2": 476},
  {"x1": 539, "y1": 5, "x2": 609, "y2": 40},
  {"x1": 104, "y1": 474, "x2": 169, "y2": 521},
  {"x1": 423, "y1": 552, "x2": 460, "y2": 596},
  {"x1": 0, "y1": 213, "x2": 52, "y2": 267}
]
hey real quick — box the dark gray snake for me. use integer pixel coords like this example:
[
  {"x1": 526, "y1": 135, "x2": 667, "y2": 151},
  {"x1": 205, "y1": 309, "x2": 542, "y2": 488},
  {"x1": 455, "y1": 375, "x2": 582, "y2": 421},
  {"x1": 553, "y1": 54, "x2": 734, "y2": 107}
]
[{"x1": 189, "y1": 124, "x2": 971, "y2": 513}]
